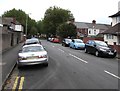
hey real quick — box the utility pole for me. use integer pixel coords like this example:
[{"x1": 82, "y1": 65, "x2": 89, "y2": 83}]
[{"x1": 25, "y1": 13, "x2": 31, "y2": 37}]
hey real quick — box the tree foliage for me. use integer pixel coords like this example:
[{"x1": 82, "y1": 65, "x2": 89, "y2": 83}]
[
  {"x1": 43, "y1": 6, "x2": 74, "y2": 37},
  {"x1": 57, "y1": 23, "x2": 77, "y2": 38}
]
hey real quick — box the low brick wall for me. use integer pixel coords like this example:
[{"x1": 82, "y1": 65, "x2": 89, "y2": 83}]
[{"x1": 111, "y1": 45, "x2": 120, "y2": 54}]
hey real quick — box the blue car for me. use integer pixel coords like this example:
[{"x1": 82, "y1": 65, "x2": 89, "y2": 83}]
[{"x1": 69, "y1": 39, "x2": 85, "y2": 49}]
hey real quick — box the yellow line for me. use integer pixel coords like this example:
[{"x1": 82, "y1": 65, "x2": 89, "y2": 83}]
[
  {"x1": 12, "y1": 76, "x2": 19, "y2": 91},
  {"x1": 18, "y1": 77, "x2": 25, "y2": 91}
]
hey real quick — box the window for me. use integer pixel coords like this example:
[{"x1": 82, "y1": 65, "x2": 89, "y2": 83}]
[
  {"x1": 106, "y1": 34, "x2": 114, "y2": 39},
  {"x1": 94, "y1": 30, "x2": 96, "y2": 34},
  {"x1": 119, "y1": 17, "x2": 120, "y2": 22},
  {"x1": 89, "y1": 30, "x2": 91, "y2": 34}
]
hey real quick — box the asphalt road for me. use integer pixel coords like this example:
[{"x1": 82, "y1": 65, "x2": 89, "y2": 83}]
[{"x1": 3, "y1": 40, "x2": 119, "y2": 90}]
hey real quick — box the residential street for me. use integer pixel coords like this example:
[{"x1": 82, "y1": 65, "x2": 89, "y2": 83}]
[{"x1": 2, "y1": 40, "x2": 119, "y2": 90}]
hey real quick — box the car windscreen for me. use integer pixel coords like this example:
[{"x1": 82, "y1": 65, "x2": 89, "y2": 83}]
[
  {"x1": 75, "y1": 40, "x2": 83, "y2": 43},
  {"x1": 66, "y1": 39, "x2": 72, "y2": 42},
  {"x1": 22, "y1": 46, "x2": 44, "y2": 52},
  {"x1": 25, "y1": 39, "x2": 39, "y2": 44},
  {"x1": 95, "y1": 41, "x2": 108, "y2": 47}
]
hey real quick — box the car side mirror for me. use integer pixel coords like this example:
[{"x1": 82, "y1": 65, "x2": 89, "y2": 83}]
[{"x1": 94, "y1": 44, "x2": 96, "y2": 47}]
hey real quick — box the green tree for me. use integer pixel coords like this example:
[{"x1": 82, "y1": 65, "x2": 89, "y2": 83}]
[
  {"x1": 57, "y1": 23, "x2": 77, "y2": 38},
  {"x1": 43, "y1": 6, "x2": 74, "y2": 37},
  {"x1": 29, "y1": 26, "x2": 38, "y2": 35},
  {"x1": 36, "y1": 20, "x2": 44, "y2": 34}
]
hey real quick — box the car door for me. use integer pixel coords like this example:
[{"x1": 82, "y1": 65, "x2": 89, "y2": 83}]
[
  {"x1": 90, "y1": 41, "x2": 96, "y2": 54},
  {"x1": 86, "y1": 40, "x2": 94, "y2": 53},
  {"x1": 85, "y1": 40, "x2": 91, "y2": 52},
  {"x1": 70, "y1": 39, "x2": 74, "y2": 48}
]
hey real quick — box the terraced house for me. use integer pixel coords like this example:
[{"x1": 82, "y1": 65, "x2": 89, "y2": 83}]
[{"x1": 102, "y1": 1, "x2": 120, "y2": 54}]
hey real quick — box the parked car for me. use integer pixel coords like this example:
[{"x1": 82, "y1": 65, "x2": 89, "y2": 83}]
[
  {"x1": 62, "y1": 38, "x2": 72, "y2": 47},
  {"x1": 69, "y1": 39, "x2": 85, "y2": 49},
  {"x1": 52, "y1": 38, "x2": 60, "y2": 43},
  {"x1": 85, "y1": 40, "x2": 117, "y2": 58},
  {"x1": 17, "y1": 44, "x2": 48, "y2": 68},
  {"x1": 23, "y1": 38, "x2": 41, "y2": 46},
  {"x1": 50, "y1": 38, "x2": 54, "y2": 42},
  {"x1": 47, "y1": 37, "x2": 51, "y2": 41}
]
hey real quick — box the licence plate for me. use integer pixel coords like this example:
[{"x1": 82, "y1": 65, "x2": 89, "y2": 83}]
[{"x1": 27, "y1": 56, "x2": 38, "y2": 60}]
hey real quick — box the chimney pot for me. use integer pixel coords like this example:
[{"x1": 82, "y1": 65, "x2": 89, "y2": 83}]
[{"x1": 92, "y1": 20, "x2": 96, "y2": 24}]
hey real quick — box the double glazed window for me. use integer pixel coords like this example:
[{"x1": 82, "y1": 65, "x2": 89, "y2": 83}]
[{"x1": 106, "y1": 34, "x2": 114, "y2": 39}]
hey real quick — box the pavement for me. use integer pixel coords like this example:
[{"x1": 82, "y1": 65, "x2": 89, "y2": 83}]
[{"x1": 0, "y1": 43, "x2": 23, "y2": 90}]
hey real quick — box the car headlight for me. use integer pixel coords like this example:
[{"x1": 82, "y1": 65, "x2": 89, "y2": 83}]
[{"x1": 99, "y1": 48, "x2": 106, "y2": 52}]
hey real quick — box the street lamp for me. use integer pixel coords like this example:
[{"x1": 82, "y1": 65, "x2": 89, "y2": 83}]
[{"x1": 25, "y1": 13, "x2": 31, "y2": 37}]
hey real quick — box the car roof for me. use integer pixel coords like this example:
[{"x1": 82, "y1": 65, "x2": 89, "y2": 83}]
[
  {"x1": 89, "y1": 40, "x2": 103, "y2": 42},
  {"x1": 65, "y1": 38, "x2": 71, "y2": 40},
  {"x1": 26, "y1": 38, "x2": 39, "y2": 41},
  {"x1": 73, "y1": 39, "x2": 82, "y2": 41},
  {"x1": 23, "y1": 44, "x2": 43, "y2": 48}
]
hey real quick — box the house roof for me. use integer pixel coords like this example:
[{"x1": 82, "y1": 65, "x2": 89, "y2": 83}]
[
  {"x1": 109, "y1": 11, "x2": 120, "y2": 17},
  {"x1": 74, "y1": 22, "x2": 111, "y2": 30},
  {"x1": 2, "y1": 17, "x2": 21, "y2": 25},
  {"x1": 74, "y1": 22, "x2": 88, "y2": 28},
  {"x1": 102, "y1": 23, "x2": 120, "y2": 35}
]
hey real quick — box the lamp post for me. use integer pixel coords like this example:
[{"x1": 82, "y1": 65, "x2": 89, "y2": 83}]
[{"x1": 25, "y1": 13, "x2": 31, "y2": 37}]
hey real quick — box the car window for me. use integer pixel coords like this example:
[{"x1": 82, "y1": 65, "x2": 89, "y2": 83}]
[
  {"x1": 22, "y1": 46, "x2": 44, "y2": 52},
  {"x1": 91, "y1": 41, "x2": 95, "y2": 45},
  {"x1": 95, "y1": 41, "x2": 108, "y2": 47},
  {"x1": 25, "y1": 39, "x2": 40, "y2": 44},
  {"x1": 75, "y1": 40, "x2": 83, "y2": 43},
  {"x1": 66, "y1": 39, "x2": 71, "y2": 42},
  {"x1": 88, "y1": 41, "x2": 92, "y2": 45}
]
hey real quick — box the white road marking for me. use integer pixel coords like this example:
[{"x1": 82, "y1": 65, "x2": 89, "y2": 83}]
[
  {"x1": 104, "y1": 70, "x2": 120, "y2": 79},
  {"x1": 69, "y1": 53, "x2": 88, "y2": 63},
  {"x1": 58, "y1": 48, "x2": 64, "y2": 53},
  {"x1": 0, "y1": 62, "x2": 6, "y2": 66},
  {"x1": 52, "y1": 46, "x2": 55, "y2": 48}
]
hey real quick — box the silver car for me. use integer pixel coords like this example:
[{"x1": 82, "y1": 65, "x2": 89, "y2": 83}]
[{"x1": 17, "y1": 44, "x2": 48, "y2": 68}]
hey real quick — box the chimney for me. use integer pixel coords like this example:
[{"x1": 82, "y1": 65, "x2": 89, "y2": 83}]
[
  {"x1": 92, "y1": 20, "x2": 96, "y2": 24},
  {"x1": 118, "y1": 1, "x2": 120, "y2": 11}
]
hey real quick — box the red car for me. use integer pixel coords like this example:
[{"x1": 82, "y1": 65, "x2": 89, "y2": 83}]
[{"x1": 52, "y1": 38, "x2": 60, "y2": 43}]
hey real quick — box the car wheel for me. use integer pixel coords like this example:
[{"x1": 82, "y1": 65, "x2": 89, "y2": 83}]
[
  {"x1": 85, "y1": 48, "x2": 88, "y2": 53},
  {"x1": 112, "y1": 54, "x2": 116, "y2": 58},
  {"x1": 74, "y1": 45, "x2": 76, "y2": 49},
  {"x1": 17, "y1": 65, "x2": 22, "y2": 69},
  {"x1": 44, "y1": 63, "x2": 48, "y2": 67},
  {"x1": 95, "y1": 51, "x2": 99, "y2": 57}
]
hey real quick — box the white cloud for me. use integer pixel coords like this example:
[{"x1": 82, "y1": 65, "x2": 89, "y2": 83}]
[{"x1": 0, "y1": 0, "x2": 120, "y2": 24}]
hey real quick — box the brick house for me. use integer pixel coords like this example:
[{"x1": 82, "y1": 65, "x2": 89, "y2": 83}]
[{"x1": 74, "y1": 20, "x2": 111, "y2": 37}]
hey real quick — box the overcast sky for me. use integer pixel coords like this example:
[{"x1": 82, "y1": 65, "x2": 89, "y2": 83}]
[{"x1": 0, "y1": 0, "x2": 120, "y2": 24}]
